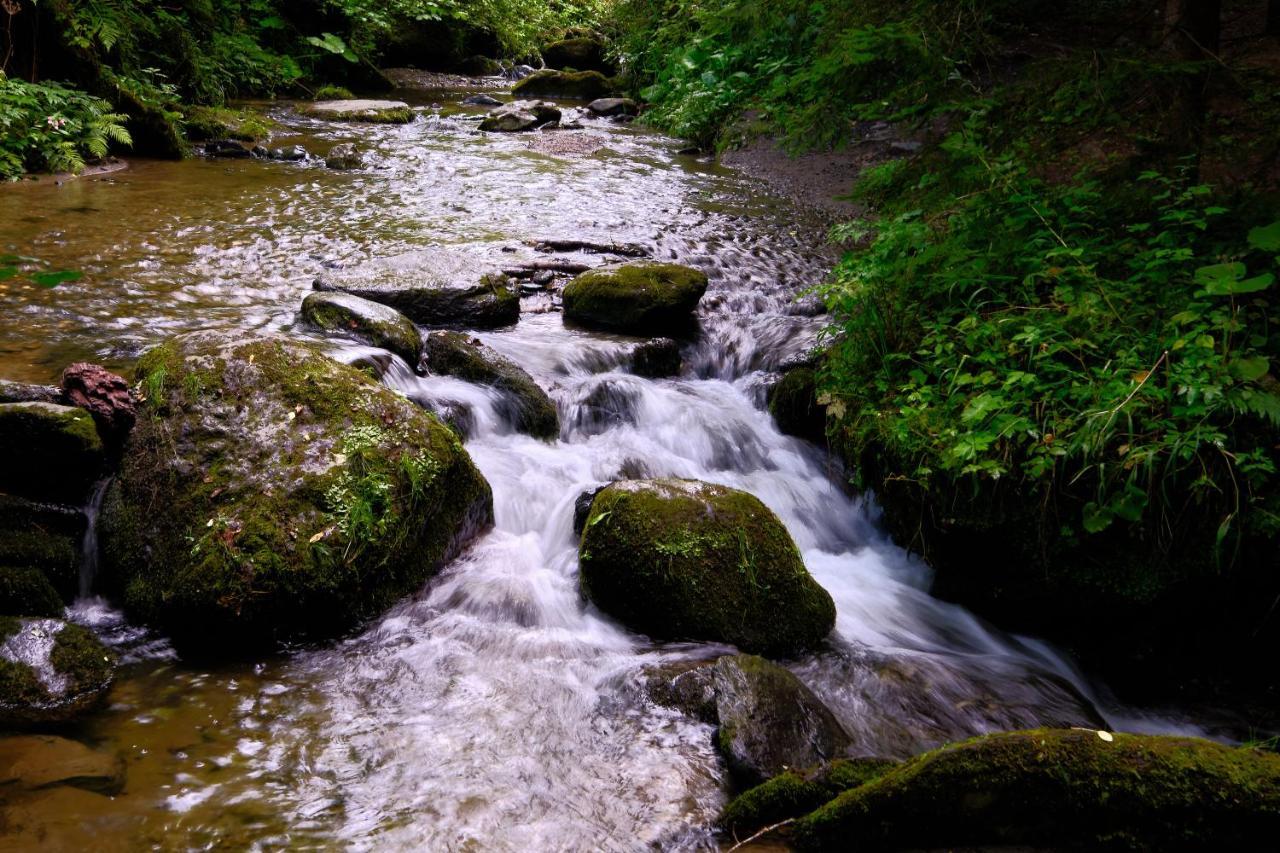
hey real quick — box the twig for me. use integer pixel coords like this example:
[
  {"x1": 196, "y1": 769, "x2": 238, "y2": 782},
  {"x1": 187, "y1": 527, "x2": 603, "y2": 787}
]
[{"x1": 727, "y1": 818, "x2": 797, "y2": 852}]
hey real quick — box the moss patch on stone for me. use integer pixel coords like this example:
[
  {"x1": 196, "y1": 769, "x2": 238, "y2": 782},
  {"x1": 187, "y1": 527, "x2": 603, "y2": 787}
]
[
  {"x1": 0, "y1": 403, "x2": 104, "y2": 504},
  {"x1": 721, "y1": 758, "x2": 897, "y2": 838},
  {"x1": 301, "y1": 291, "x2": 423, "y2": 365},
  {"x1": 423, "y1": 332, "x2": 559, "y2": 440},
  {"x1": 304, "y1": 100, "x2": 415, "y2": 124},
  {"x1": 0, "y1": 567, "x2": 64, "y2": 618},
  {"x1": 578, "y1": 479, "x2": 835, "y2": 655},
  {"x1": 511, "y1": 69, "x2": 614, "y2": 100},
  {"x1": 792, "y1": 728, "x2": 1280, "y2": 851},
  {"x1": 100, "y1": 333, "x2": 494, "y2": 653},
  {"x1": 0, "y1": 496, "x2": 81, "y2": 601},
  {"x1": 0, "y1": 617, "x2": 115, "y2": 725},
  {"x1": 562, "y1": 263, "x2": 708, "y2": 335},
  {"x1": 183, "y1": 107, "x2": 277, "y2": 142}
]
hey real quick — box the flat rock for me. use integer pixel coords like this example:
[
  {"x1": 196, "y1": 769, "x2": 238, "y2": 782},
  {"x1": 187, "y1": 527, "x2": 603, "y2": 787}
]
[
  {"x1": 301, "y1": 291, "x2": 423, "y2": 365},
  {"x1": 0, "y1": 735, "x2": 125, "y2": 794},
  {"x1": 587, "y1": 97, "x2": 638, "y2": 117},
  {"x1": 314, "y1": 249, "x2": 520, "y2": 328},
  {"x1": 306, "y1": 99, "x2": 414, "y2": 123}
]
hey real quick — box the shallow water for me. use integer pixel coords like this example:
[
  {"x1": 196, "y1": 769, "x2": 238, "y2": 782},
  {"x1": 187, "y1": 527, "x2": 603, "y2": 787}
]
[{"x1": 0, "y1": 83, "x2": 1205, "y2": 849}]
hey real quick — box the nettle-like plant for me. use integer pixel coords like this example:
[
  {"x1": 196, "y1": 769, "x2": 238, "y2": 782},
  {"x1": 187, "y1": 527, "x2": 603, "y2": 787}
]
[{"x1": 0, "y1": 73, "x2": 131, "y2": 178}]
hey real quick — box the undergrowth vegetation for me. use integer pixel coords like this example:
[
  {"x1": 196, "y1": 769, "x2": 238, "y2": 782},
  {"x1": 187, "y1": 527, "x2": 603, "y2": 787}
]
[
  {"x1": 616, "y1": 0, "x2": 1280, "y2": 676},
  {"x1": 0, "y1": 72, "x2": 129, "y2": 177}
]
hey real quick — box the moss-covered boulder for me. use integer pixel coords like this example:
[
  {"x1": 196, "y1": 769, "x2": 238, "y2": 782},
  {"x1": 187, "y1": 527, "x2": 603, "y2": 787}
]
[
  {"x1": 0, "y1": 495, "x2": 83, "y2": 602},
  {"x1": 315, "y1": 249, "x2": 520, "y2": 329},
  {"x1": 792, "y1": 728, "x2": 1280, "y2": 851},
  {"x1": 712, "y1": 655, "x2": 852, "y2": 786},
  {"x1": 543, "y1": 37, "x2": 613, "y2": 74},
  {"x1": 562, "y1": 263, "x2": 708, "y2": 335},
  {"x1": 423, "y1": 332, "x2": 559, "y2": 440},
  {"x1": 0, "y1": 567, "x2": 64, "y2": 618},
  {"x1": 301, "y1": 291, "x2": 423, "y2": 365},
  {"x1": 768, "y1": 366, "x2": 826, "y2": 443},
  {"x1": 578, "y1": 479, "x2": 835, "y2": 655},
  {"x1": 721, "y1": 757, "x2": 898, "y2": 838},
  {"x1": 99, "y1": 333, "x2": 494, "y2": 652},
  {"x1": 511, "y1": 69, "x2": 614, "y2": 101},
  {"x1": 183, "y1": 107, "x2": 277, "y2": 142},
  {"x1": 0, "y1": 617, "x2": 115, "y2": 726},
  {"x1": 0, "y1": 403, "x2": 104, "y2": 504},
  {"x1": 630, "y1": 338, "x2": 682, "y2": 378},
  {"x1": 641, "y1": 658, "x2": 718, "y2": 723},
  {"x1": 304, "y1": 99, "x2": 415, "y2": 124}
]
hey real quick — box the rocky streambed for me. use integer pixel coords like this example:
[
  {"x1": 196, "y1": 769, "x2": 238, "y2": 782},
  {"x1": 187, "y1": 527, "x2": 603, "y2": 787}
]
[{"x1": 2, "y1": 75, "x2": 1277, "y2": 850}]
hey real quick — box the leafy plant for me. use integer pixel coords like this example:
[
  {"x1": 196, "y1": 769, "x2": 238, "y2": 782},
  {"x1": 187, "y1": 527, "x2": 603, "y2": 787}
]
[{"x1": 0, "y1": 73, "x2": 130, "y2": 178}]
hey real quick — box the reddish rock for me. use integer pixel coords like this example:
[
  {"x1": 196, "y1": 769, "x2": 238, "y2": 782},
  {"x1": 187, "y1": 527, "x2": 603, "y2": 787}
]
[{"x1": 60, "y1": 363, "x2": 136, "y2": 441}]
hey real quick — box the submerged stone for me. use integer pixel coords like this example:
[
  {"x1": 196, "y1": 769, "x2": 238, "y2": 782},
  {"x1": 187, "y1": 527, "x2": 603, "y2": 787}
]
[
  {"x1": 0, "y1": 734, "x2": 125, "y2": 795},
  {"x1": 0, "y1": 402, "x2": 104, "y2": 504},
  {"x1": 562, "y1": 262, "x2": 708, "y2": 335},
  {"x1": 478, "y1": 101, "x2": 561, "y2": 133},
  {"x1": 792, "y1": 728, "x2": 1280, "y2": 851},
  {"x1": 629, "y1": 338, "x2": 682, "y2": 378},
  {"x1": 0, "y1": 616, "x2": 115, "y2": 726},
  {"x1": 315, "y1": 249, "x2": 520, "y2": 328},
  {"x1": 301, "y1": 291, "x2": 423, "y2": 365},
  {"x1": 324, "y1": 143, "x2": 366, "y2": 170},
  {"x1": 99, "y1": 333, "x2": 494, "y2": 652},
  {"x1": 577, "y1": 479, "x2": 836, "y2": 655}
]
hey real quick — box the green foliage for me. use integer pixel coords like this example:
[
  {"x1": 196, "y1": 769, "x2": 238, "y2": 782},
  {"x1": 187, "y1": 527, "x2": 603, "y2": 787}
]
[
  {"x1": 819, "y1": 136, "x2": 1280, "y2": 555},
  {"x1": 0, "y1": 73, "x2": 130, "y2": 178},
  {"x1": 313, "y1": 84, "x2": 355, "y2": 101}
]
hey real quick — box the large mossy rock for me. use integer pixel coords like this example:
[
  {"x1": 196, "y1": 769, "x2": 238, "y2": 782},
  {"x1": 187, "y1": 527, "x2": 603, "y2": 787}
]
[
  {"x1": 301, "y1": 291, "x2": 423, "y2": 365},
  {"x1": 562, "y1": 263, "x2": 708, "y2": 335},
  {"x1": 792, "y1": 728, "x2": 1280, "y2": 851},
  {"x1": 99, "y1": 333, "x2": 494, "y2": 651},
  {"x1": 423, "y1": 332, "x2": 559, "y2": 440},
  {"x1": 0, "y1": 403, "x2": 103, "y2": 504},
  {"x1": 0, "y1": 617, "x2": 115, "y2": 726},
  {"x1": 712, "y1": 655, "x2": 853, "y2": 786},
  {"x1": 511, "y1": 69, "x2": 614, "y2": 101},
  {"x1": 542, "y1": 37, "x2": 613, "y2": 74},
  {"x1": 0, "y1": 495, "x2": 83, "y2": 602},
  {"x1": 0, "y1": 567, "x2": 64, "y2": 618},
  {"x1": 578, "y1": 479, "x2": 835, "y2": 655},
  {"x1": 721, "y1": 757, "x2": 898, "y2": 838},
  {"x1": 315, "y1": 250, "x2": 520, "y2": 329}
]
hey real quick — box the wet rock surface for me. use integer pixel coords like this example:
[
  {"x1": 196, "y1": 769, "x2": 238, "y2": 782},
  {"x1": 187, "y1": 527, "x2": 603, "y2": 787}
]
[
  {"x1": 0, "y1": 402, "x2": 104, "y2": 503},
  {"x1": 324, "y1": 142, "x2": 367, "y2": 170},
  {"x1": 422, "y1": 332, "x2": 559, "y2": 440},
  {"x1": 61, "y1": 363, "x2": 136, "y2": 444},
  {"x1": 562, "y1": 262, "x2": 708, "y2": 335},
  {"x1": 0, "y1": 734, "x2": 125, "y2": 795},
  {"x1": 0, "y1": 616, "x2": 116, "y2": 726},
  {"x1": 305, "y1": 99, "x2": 415, "y2": 124},
  {"x1": 315, "y1": 250, "x2": 520, "y2": 328},
  {"x1": 478, "y1": 100, "x2": 561, "y2": 133},
  {"x1": 301, "y1": 291, "x2": 423, "y2": 365}
]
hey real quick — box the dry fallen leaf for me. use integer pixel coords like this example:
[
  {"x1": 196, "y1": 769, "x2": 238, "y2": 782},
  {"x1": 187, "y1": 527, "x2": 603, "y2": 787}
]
[{"x1": 1097, "y1": 730, "x2": 1114, "y2": 742}]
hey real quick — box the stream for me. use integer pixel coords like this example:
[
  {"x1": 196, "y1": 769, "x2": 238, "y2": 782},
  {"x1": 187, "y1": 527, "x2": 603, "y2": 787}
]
[{"x1": 0, "y1": 77, "x2": 1206, "y2": 850}]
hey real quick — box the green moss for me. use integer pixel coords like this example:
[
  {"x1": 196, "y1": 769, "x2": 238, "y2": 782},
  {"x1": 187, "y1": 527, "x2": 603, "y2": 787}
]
[
  {"x1": 183, "y1": 106, "x2": 277, "y2": 142},
  {"x1": 511, "y1": 69, "x2": 615, "y2": 100},
  {"x1": 792, "y1": 728, "x2": 1280, "y2": 851},
  {"x1": 578, "y1": 479, "x2": 834, "y2": 655},
  {"x1": 768, "y1": 367, "x2": 825, "y2": 443},
  {"x1": 100, "y1": 334, "x2": 493, "y2": 652},
  {"x1": 721, "y1": 757, "x2": 897, "y2": 837},
  {"x1": 50, "y1": 622, "x2": 116, "y2": 695},
  {"x1": 542, "y1": 37, "x2": 612, "y2": 74},
  {"x1": 0, "y1": 402, "x2": 104, "y2": 503},
  {"x1": 313, "y1": 85, "x2": 355, "y2": 101},
  {"x1": 423, "y1": 332, "x2": 559, "y2": 440},
  {"x1": 301, "y1": 291, "x2": 423, "y2": 365},
  {"x1": 0, "y1": 566, "x2": 64, "y2": 617},
  {"x1": 0, "y1": 617, "x2": 114, "y2": 723},
  {"x1": 0, "y1": 616, "x2": 44, "y2": 709},
  {"x1": 562, "y1": 262, "x2": 708, "y2": 334}
]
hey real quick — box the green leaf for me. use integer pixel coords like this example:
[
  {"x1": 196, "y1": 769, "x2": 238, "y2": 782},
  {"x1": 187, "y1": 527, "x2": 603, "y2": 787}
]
[
  {"x1": 1229, "y1": 356, "x2": 1270, "y2": 381},
  {"x1": 1247, "y1": 221, "x2": 1280, "y2": 252},
  {"x1": 1194, "y1": 262, "x2": 1245, "y2": 287},
  {"x1": 0, "y1": 266, "x2": 18, "y2": 281},
  {"x1": 1110, "y1": 484, "x2": 1147, "y2": 523},
  {"x1": 31, "y1": 270, "x2": 82, "y2": 288},
  {"x1": 1082, "y1": 502, "x2": 1113, "y2": 533}
]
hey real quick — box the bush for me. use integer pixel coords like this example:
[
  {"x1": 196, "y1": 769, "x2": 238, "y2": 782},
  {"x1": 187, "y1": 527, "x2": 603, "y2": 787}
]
[{"x1": 0, "y1": 74, "x2": 131, "y2": 179}]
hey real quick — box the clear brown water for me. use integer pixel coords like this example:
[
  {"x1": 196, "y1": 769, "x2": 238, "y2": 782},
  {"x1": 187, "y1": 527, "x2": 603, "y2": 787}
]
[{"x1": 0, "y1": 83, "x2": 1205, "y2": 850}]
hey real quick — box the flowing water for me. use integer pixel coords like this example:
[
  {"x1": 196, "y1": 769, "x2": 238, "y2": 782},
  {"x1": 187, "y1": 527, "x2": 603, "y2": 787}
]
[{"x1": 0, "y1": 80, "x2": 1206, "y2": 849}]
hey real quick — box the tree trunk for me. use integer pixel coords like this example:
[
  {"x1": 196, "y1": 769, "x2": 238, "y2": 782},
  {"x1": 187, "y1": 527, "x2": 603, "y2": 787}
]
[{"x1": 1161, "y1": 0, "x2": 1221, "y2": 171}]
